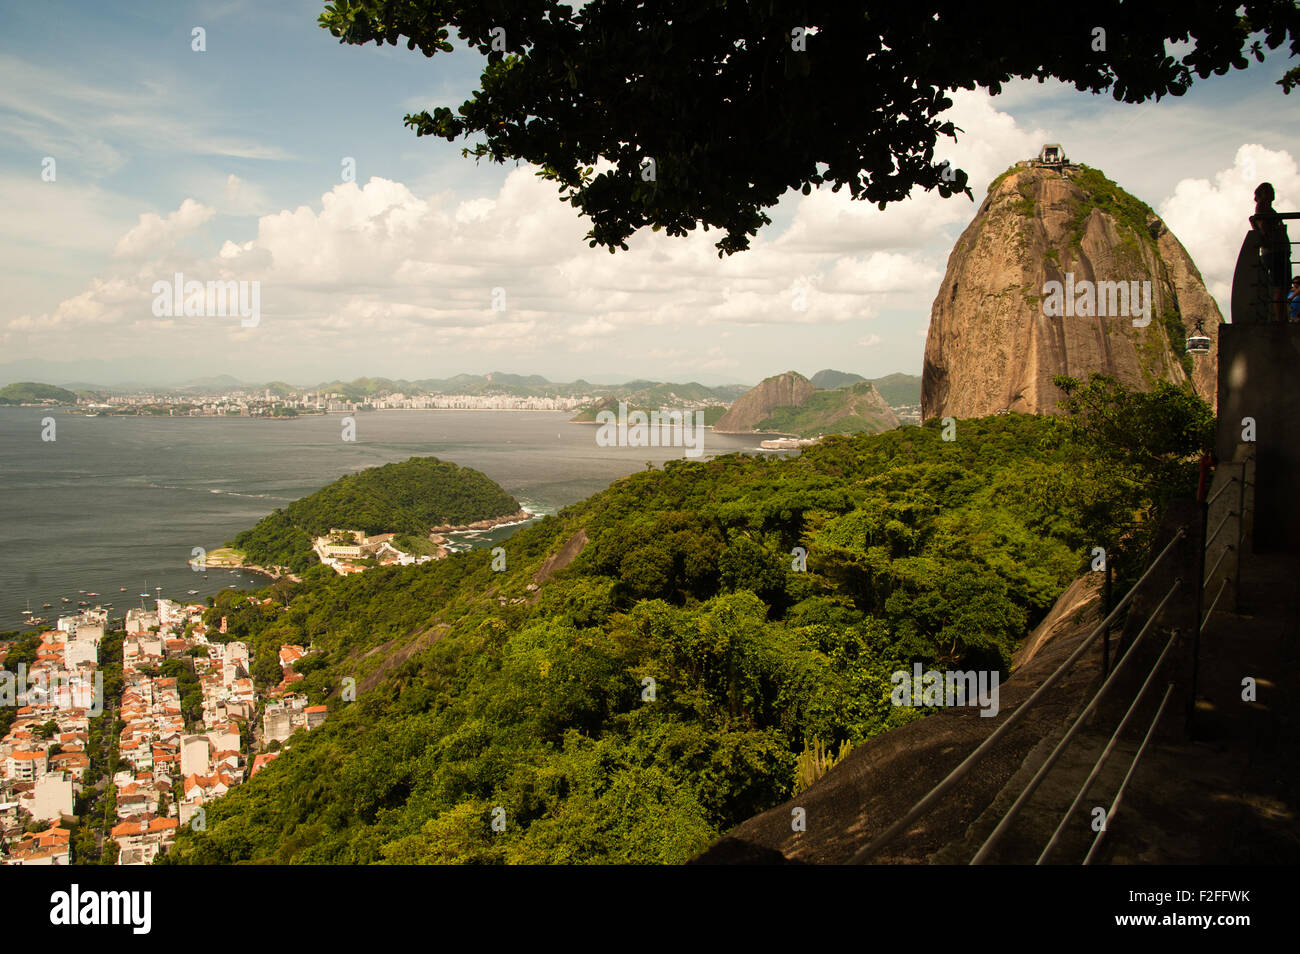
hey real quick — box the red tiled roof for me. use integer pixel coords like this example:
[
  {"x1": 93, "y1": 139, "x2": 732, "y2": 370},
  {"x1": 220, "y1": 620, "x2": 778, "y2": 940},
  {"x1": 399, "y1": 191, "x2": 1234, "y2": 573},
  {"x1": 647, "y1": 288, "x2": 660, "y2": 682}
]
[{"x1": 111, "y1": 819, "x2": 144, "y2": 838}]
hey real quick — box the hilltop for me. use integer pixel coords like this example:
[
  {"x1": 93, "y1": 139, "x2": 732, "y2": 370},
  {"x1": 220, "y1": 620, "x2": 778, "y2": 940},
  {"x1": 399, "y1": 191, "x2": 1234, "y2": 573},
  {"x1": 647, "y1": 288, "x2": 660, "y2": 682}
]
[
  {"x1": 714, "y1": 371, "x2": 898, "y2": 436},
  {"x1": 810, "y1": 369, "x2": 867, "y2": 390},
  {"x1": 922, "y1": 160, "x2": 1221, "y2": 420},
  {"x1": 755, "y1": 381, "x2": 900, "y2": 437},
  {"x1": 228, "y1": 457, "x2": 524, "y2": 574},
  {"x1": 0, "y1": 381, "x2": 79, "y2": 405}
]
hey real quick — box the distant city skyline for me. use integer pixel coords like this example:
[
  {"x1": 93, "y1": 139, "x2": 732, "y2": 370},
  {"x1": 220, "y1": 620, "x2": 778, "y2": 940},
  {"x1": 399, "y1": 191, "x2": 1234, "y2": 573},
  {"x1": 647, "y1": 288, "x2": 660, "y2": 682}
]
[
  {"x1": 0, "y1": 358, "x2": 763, "y2": 390},
  {"x1": 3, "y1": 2, "x2": 1299, "y2": 386}
]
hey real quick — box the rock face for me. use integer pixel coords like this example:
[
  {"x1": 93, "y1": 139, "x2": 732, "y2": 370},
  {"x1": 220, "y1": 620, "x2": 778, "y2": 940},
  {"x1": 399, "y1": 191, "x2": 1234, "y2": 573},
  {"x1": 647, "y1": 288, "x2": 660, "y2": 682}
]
[
  {"x1": 715, "y1": 372, "x2": 898, "y2": 436},
  {"x1": 921, "y1": 163, "x2": 1221, "y2": 420},
  {"x1": 714, "y1": 371, "x2": 817, "y2": 431}
]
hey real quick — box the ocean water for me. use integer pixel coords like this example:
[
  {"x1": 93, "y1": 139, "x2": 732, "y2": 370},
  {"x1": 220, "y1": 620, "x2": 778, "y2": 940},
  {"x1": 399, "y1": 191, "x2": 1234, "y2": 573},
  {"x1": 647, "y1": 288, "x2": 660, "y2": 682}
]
[{"x1": 0, "y1": 408, "x2": 767, "y2": 631}]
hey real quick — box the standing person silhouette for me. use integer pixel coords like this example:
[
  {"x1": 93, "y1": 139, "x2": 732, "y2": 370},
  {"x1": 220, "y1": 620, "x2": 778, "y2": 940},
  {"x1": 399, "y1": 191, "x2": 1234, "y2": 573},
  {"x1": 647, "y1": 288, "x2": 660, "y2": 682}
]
[{"x1": 1251, "y1": 183, "x2": 1293, "y2": 323}]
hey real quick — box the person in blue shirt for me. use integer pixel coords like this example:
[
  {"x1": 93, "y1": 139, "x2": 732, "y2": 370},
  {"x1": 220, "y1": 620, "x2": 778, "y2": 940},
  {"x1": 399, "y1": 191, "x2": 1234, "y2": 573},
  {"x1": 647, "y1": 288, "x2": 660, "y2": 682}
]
[{"x1": 1290, "y1": 276, "x2": 1300, "y2": 321}]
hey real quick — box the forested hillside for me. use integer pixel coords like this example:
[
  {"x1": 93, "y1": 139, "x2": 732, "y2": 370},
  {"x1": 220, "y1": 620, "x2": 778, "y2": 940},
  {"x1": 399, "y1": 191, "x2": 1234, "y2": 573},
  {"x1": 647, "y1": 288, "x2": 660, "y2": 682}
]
[
  {"x1": 229, "y1": 457, "x2": 521, "y2": 572},
  {"x1": 0, "y1": 381, "x2": 78, "y2": 404},
  {"x1": 756, "y1": 382, "x2": 899, "y2": 436},
  {"x1": 169, "y1": 378, "x2": 1209, "y2": 864}
]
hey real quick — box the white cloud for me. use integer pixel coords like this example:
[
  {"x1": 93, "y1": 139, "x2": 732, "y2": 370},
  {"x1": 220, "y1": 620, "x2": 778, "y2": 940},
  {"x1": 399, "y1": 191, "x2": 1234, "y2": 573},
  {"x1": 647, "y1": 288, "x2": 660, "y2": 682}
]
[
  {"x1": 1159, "y1": 145, "x2": 1300, "y2": 313},
  {"x1": 0, "y1": 93, "x2": 1066, "y2": 378},
  {"x1": 113, "y1": 199, "x2": 215, "y2": 259}
]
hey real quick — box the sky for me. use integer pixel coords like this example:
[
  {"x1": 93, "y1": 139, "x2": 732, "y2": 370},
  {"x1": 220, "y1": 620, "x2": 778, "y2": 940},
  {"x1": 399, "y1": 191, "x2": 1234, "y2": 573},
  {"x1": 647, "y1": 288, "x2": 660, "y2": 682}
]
[{"x1": 1, "y1": 1, "x2": 1298, "y2": 388}]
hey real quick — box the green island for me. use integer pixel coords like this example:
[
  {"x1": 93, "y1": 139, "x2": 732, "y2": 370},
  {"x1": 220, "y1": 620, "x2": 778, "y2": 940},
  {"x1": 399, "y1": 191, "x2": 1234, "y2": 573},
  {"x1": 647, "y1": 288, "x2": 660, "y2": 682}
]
[
  {"x1": 162, "y1": 375, "x2": 1211, "y2": 865},
  {"x1": 0, "y1": 381, "x2": 79, "y2": 405},
  {"x1": 228, "y1": 457, "x2": 523, "y2": 575}
]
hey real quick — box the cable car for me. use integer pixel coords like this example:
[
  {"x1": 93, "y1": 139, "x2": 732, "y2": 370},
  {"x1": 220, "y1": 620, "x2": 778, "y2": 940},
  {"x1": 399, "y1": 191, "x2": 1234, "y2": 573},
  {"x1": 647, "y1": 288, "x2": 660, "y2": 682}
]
[{"x1": 1186, "y1": 316, "x2": 1211, "y2": 355}]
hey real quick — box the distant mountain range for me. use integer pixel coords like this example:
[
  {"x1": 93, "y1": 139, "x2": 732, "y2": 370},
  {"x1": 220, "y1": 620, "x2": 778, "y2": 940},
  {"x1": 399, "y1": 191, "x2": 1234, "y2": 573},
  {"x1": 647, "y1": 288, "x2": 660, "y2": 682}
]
[
  {"x1": 0, "y1": 370, "x2": 922, "y2": 430},
  {"x1": 810, "y1": 369, "x2": 922, "y2": 406},
  {"x1": 0, "y1": 358, "x2": 748, "y2": 392}
]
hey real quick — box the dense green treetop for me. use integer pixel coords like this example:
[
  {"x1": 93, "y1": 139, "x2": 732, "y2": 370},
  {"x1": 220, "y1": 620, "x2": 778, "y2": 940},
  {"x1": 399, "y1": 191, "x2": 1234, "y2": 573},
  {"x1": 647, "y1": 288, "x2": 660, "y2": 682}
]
[
  {"x1": 231, "y1": 456, "x2": 521, "y2": 572},
  {"x1": 0, "y1": 381, "x2": 78, "y2": 404},
  {"x1": 319, "y1": 1, "x2": 1299, "y2": 254}
]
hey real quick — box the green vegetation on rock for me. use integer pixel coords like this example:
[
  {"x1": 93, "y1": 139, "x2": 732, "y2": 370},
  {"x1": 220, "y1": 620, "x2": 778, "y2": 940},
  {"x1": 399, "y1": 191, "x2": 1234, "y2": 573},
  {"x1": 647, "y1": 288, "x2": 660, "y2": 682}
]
[
  {"x1": 864, "y1": 373, "x2": 922, "y2": 406},
  {"x1": 756, "y1": 383, "x2": 897, "y2": 437},
  {"x1": 1066, "y1": 165, "x2": 1157, "y2": 251}
]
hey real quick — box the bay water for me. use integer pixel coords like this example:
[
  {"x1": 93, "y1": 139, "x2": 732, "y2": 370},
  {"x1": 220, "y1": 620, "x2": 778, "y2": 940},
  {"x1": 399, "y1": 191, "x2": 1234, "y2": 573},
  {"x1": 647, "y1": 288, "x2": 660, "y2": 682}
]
[{"x1": 0, "y1": 408, "x2": 767, "y2": 631}]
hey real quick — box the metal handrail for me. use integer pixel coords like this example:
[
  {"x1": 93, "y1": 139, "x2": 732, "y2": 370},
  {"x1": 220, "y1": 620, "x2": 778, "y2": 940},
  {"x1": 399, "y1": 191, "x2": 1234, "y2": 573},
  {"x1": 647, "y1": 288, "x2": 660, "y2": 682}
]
[
  {"x1": 970, "y1": 579, "x2": 1182, "y2": 864},
  {"x1": 1201, "y1": 579, "x2": 1229, "y2": 633},
  {"x1": 1036, "y1": 630, "x2": 1179, "y2": 864},
  {"x1": 1082, "y1": 684, "x2": 1175, "y2": 864},
  {"x1": 1206, "y1": 476, "x2": 1237, "y2": 507},
  {"x1": 1205, "y1": 511, "x2": 1235, "y2": 548},
  {"x1": 1202, "y1": 546, "x2": 1231, "y2": 589},
  {"x1": 848, "y1": 527, "x2": 1188, "y2": 864}
]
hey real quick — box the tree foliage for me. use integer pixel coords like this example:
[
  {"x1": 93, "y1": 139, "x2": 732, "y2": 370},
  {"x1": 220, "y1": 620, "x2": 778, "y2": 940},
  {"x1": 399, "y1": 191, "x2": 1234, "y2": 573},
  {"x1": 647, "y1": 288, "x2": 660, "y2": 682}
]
[
  {"x1": 319, "y1": 0, "x2": 1300, "y2": 254},
  {"x1": 231, "y1": 456, "x2": 520, "y2": 571},
  {"x1": 170, "y1": 389, "x2": 1205, "y2": 864}
]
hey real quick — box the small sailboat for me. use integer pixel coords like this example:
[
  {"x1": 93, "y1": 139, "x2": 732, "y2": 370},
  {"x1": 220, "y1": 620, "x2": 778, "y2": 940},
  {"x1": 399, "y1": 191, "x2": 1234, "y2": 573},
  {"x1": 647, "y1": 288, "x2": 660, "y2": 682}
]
[
  {"x1": 42, "y1": 602, "x2": 52, "y2": 609},
  {"x1": 21, "y1": 599, "x2": 32, "y2": 616}
]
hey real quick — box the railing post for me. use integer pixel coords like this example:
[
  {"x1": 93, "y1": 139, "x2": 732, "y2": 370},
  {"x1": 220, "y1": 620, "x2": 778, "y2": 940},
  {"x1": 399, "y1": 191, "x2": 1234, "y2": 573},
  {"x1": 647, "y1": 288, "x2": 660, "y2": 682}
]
[
  {"x1": 1102, "y1": 559, "x2": 1112, "y2": 675},
  {"x1": 1190, "y1": 494, "x2": 1208, "y2": 729},
  {"x1": 1235, "y1": 457, "x2": 1248, "y2": 605}
]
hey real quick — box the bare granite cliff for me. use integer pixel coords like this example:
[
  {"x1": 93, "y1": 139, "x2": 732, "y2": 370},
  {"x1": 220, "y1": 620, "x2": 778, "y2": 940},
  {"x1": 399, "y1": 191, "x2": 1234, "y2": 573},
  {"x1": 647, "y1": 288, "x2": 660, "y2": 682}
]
[
  {"x1": 921, "y1": 163, "x2": 1221, "y2": 420},
  {"x1": 713, "y1": 371, "x2": 817, "y2": 432},
  {"x1": 714, "y1": 372, "x2": 898, "y2": 436}
]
